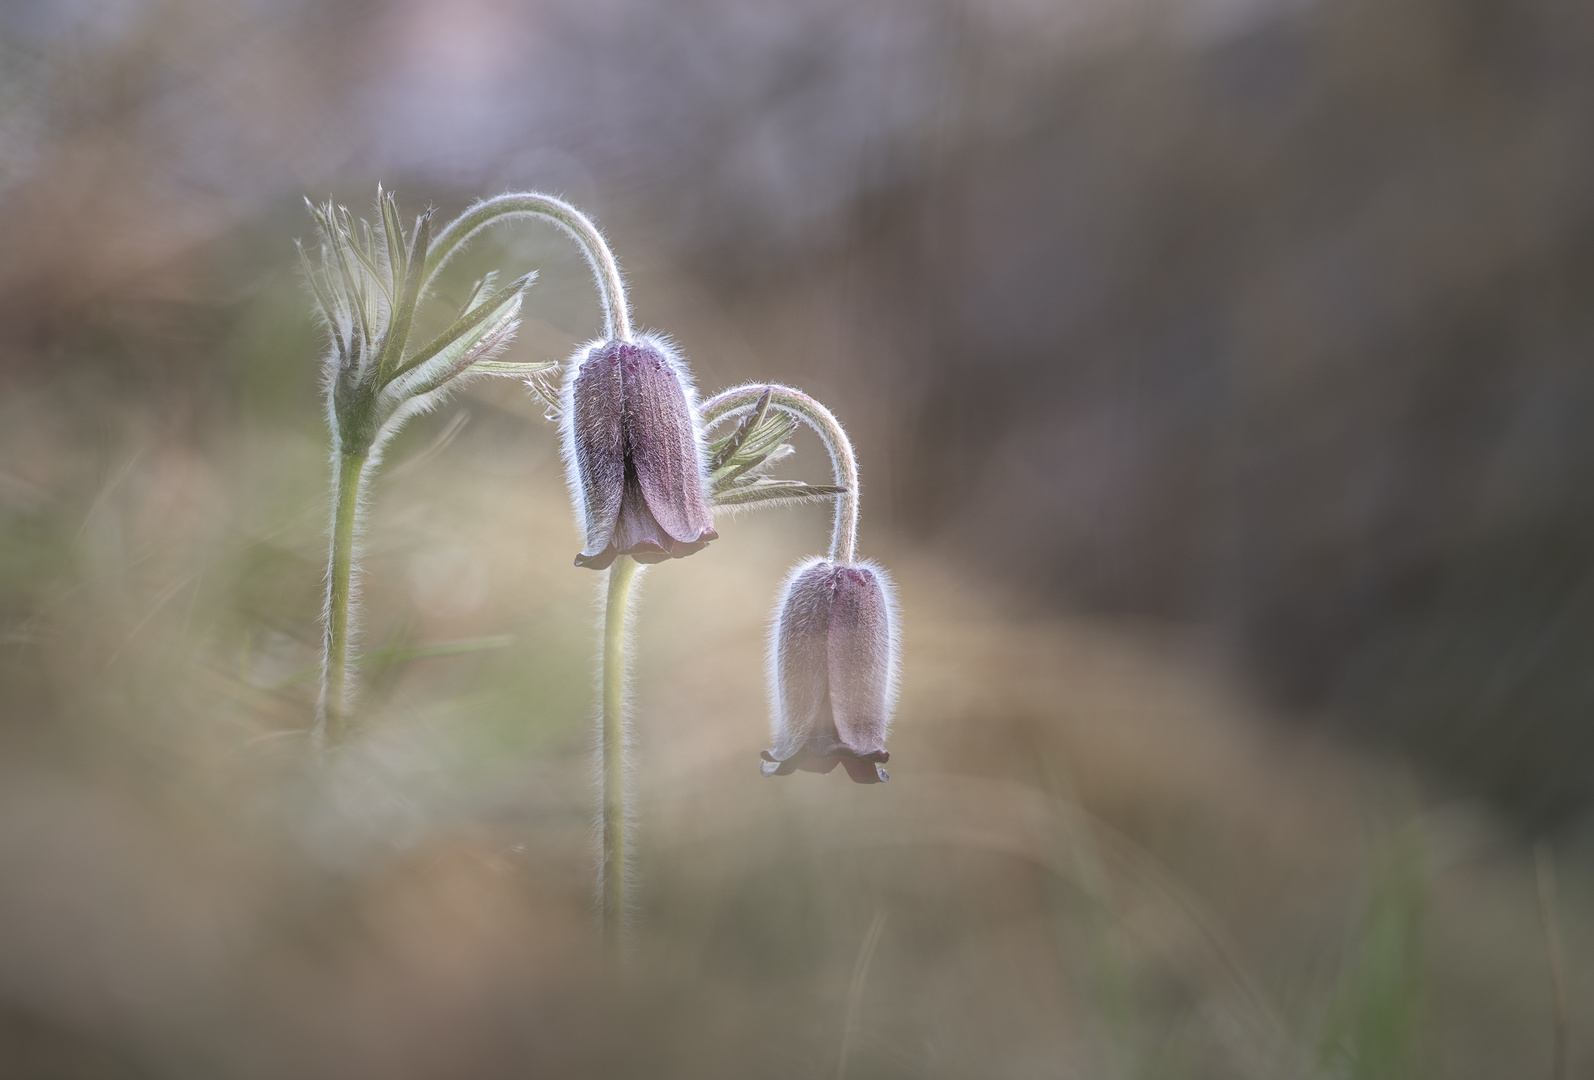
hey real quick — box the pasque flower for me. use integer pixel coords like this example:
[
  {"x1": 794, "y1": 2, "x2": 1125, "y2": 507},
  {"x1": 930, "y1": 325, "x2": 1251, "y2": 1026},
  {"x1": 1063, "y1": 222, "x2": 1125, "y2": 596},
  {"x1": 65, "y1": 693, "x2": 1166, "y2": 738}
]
[
  {"x1": 563, "y1": 335, "x2": 718, "y2": 570},
  {"x1": 698, "y1": 383, "x2": 901, "y2": 786},
  {"x1": 293, "y1": 190, "x2": 907, "y2": 962},
  {"x1": 761, "y1": 556, "x2": 898, "y2": 784}
]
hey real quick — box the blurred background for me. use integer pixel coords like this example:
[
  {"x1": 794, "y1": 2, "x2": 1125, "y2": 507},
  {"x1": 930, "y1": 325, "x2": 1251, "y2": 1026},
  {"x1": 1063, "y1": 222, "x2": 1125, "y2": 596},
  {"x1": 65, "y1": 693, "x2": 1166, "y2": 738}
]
[{"x1": 2, "y1": 0, "x2": 1593, "y2": 1075}]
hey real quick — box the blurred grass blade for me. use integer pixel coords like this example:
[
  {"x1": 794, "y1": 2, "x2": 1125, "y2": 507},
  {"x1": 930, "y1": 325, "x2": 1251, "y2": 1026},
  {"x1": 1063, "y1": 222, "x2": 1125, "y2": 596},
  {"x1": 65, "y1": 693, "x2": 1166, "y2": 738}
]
[
  {"x1": 1536, "y1": 840, "x2": 1568, "y2": 1080},
  {"x1": 1315, "y1": 824, "x2": 1426, "y2": 1080},
  {"x1": 837, "y1": 910, "x2": 888, "y2": 1080},
  {"x1": 383, "y1": 409, "x2": 472, "y2": 481},
  {"x1": 365, "y1": 634, "x2": 516, "y2": 664}
]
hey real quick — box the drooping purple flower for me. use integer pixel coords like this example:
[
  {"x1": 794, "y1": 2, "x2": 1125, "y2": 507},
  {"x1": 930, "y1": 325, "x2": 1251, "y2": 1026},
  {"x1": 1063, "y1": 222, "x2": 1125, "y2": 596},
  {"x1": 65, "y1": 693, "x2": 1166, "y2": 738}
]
[
  {"x1": 562, "y1": 335, "x2": 718, "y2": 570},
  {"x1": 762, "y1": 557, "x2": 899, "y2": 784}
]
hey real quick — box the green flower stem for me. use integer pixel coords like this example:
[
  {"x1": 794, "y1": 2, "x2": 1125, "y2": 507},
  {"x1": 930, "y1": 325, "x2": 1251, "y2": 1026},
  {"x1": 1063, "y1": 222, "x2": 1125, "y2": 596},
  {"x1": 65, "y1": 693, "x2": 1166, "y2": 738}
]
[
  {"x1": 601, "y1": 554, "x2": 640, "y2": 966},
  {"x1": 700, "y1": 384, "x2": 860, "y2": 563},
  {"x1": 320, "y1": 451, "x2": 367, "y2": 744},
  {"x1": 423, "y1": 192, "x2": 632, "y2": 343}
]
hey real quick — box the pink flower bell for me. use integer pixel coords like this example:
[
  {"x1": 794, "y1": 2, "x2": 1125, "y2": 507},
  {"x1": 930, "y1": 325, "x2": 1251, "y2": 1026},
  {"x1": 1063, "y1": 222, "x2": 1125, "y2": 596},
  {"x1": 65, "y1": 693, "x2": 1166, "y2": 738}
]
[
  {"x1": 762, "y1": 557, "x2": 898, "y2": 784},
  {"x1": 564, "y1": 336, "x2": 718, "y2": 570}
]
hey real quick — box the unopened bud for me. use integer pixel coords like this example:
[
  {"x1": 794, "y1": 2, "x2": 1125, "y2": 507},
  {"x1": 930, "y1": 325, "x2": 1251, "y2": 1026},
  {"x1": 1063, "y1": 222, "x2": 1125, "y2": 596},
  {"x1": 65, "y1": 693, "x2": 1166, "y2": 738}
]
[
  {"x1": 564, "y1": 336, "x2": 718, "y2": 570},
  {"x1": 762, "y1": 557, "x2": 898, "y2": 783}
]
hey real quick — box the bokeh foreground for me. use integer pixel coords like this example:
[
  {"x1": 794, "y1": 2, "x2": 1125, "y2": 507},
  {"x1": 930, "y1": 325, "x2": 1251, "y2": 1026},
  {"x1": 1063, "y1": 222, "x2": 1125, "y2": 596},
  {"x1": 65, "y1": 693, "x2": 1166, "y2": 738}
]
[{"x1": 0, "y1": 374, "x2": 1587, "y2": 1078}]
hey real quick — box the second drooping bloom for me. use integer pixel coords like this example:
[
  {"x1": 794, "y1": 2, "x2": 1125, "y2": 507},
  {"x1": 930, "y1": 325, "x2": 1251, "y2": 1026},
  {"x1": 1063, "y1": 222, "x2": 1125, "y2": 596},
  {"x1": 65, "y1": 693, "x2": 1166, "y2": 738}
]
[
  {"x1": 762, "y1": 556, "x2": 899, "y2": 784},
  {"x1": 563, "y1": 336, "x2": 718, "y2": 570}
]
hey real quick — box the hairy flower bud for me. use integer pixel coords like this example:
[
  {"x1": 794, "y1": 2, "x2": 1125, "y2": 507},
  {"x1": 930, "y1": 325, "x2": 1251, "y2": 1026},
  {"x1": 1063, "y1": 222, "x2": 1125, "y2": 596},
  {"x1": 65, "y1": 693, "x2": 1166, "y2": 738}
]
[
  {"x1": 563, "y1": 336, "x2": 718, "y2": 569},
  {"x1": 762, "y1": 557, "x2": 899, "y2": 783}
]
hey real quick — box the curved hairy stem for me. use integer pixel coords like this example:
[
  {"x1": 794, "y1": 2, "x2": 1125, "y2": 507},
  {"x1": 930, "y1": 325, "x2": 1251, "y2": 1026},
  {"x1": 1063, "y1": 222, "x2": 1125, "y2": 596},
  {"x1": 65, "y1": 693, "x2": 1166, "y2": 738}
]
[
  {"x1": 319, "y1": 451, "x2": 367, "y2": 743},
  {"x1": 701, "y1": 384, "x2": 860, "y2": 563},
  {"x1": 601, "y1": 555, "x2": 640, "y2": 968},
  {"x1": 424, "y1": 192, "x2": 632, "y2": 342}
]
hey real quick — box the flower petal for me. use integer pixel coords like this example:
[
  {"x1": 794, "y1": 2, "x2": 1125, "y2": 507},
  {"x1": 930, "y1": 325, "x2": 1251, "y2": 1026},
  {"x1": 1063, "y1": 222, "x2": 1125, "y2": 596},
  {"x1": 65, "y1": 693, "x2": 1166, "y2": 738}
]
[
  {"x1": 826, "y1": 565, "x2": 895, "y2": 757},
  {"x1": 570, "y1": 341, "x2": 627, "y2": 564},
  {"x1": 619, "y1": 341, "x2": 716, "y2": 548},
  {"x1": 840, "y1": 755, "x2": 890, "y2": 784},
  {"x1": 612, "y1": 466, "x2": 672, "y2": 559},
  {"x1": 760, "y1": 744, "x2": 889, "y2": 783},
  {"x1": 762, "y1": 559, "x2": 898, "y2": 783},
  {"x1": 768, "y1": 558, "x2": 837, "y2": 762}
]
